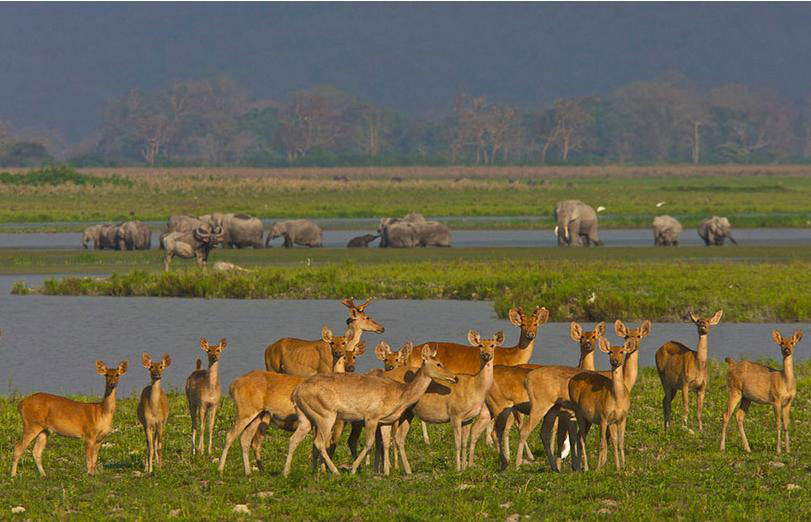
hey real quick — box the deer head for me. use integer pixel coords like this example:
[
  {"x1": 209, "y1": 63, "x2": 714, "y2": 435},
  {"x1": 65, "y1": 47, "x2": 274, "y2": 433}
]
[
  {"x1": 772, "y1": 329, "x2": 803, "y2": 358},
  {"x1": 200, "y1": 338, "x2": 227, "y2": 364},
  {"x1": 614, "y1": 319, "x2": 652, "y2": 352},
  {"x1": 508, "y1": 306, "x2": 549, "y2": 341},
  {"x1": 96, "y1": 360, "x2": 129, "y2": 390},
  {"x1": 688, "y1": 310, "x2": 722, "y2": 336},
  {"x1": 141, "y1": 352, "x2": 172, "y2": 381},
  {"x1": 570, "y1": 321, "x2": 606, "y2": 353}
]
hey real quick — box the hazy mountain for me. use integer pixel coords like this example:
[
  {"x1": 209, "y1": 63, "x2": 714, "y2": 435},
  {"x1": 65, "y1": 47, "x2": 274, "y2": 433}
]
[{"x1": 1, "y1": 3, "x2": 809, "y2": 142}]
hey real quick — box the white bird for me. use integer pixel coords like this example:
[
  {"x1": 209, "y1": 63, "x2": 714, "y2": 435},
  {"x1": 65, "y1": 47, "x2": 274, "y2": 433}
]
[
  {"x1": 596, "y1": 206, "x2": 606, "y2": 213},
  {"x1": 656, "y1": 201, "x2": 667, "y2": 208}
]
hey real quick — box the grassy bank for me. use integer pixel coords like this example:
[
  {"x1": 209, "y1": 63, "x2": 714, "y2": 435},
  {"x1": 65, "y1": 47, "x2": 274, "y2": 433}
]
[
  {"x1": 1, "y1": 363, "x2": 809, "y2": 520},
  {"x1": 1, "y1": 165, "x2": 811, "y2": 227},
  {"x1": 13, "y1": 247, "x2": 811, "y2": 322}
]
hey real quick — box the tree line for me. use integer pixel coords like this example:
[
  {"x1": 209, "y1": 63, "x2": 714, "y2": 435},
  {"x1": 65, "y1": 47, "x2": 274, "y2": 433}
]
[{"x1": 4, "y1": 73, "x2": 811, "y2": 167}]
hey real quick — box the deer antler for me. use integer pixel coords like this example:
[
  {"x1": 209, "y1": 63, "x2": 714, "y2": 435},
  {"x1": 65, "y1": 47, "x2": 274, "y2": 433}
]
[{"x1": 356, "y1": 297, "x2": 373, "y2": 311}]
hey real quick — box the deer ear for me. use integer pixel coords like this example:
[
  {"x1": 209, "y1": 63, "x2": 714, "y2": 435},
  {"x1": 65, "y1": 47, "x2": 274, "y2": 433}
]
[
  {"x1": 535, "y1": 307, "x2": 549, "y2": 324},
  {"x1": 688, "y1": 312, "x2": 700, "y2": 324},
  {"x1": 640, "y1": 320, "x2": 652, "y2": 336},
  {"x1": 709, "y1": 310, "x2": 723, "y2": 325},
  {"x1": 375, "y1": 341, "x2": 390, "y2": 361},
  {"x1": 596, "y1": 321, "x2": 606, "y2": 336},
  {"x1": 400, "y1": 342, "x2": 414, "y2": 361},
  {"x1": 219, "y1": 338, "x2": 227, "y2": 349},
  {"x1": 508, "y1": 308, "x2": 522, "y2": 326},
  {"x1": 772, "y1": 330, "x2": 783, "y2": 344},
  {"x1": 96, "y1": 360, "x2": 108, "y2": 375},
  {"x1": 599, "y1": 337, "x2": 611, "y2": 353},
  {"x1": 162, "y1": 354, "x2": 172, "y2": 367},
  {"x1": 355, "y1": 341, "x2": 365, "y2": 356},
  {"x1": 341, "y1": 298, "x2": 354, "y2": 309},
  {"x1": 200, "y1": 338, "x2": 209, "y2": 351},
  {"x1": 494, "y1": 331, "x2": 505, "y2": 346},
  {"x1": 141, "y1": 353, "x2": 152, "y2": 368},
  {"x1": 614, "y1": 320, "x2": 627, "y2": 338},
  {"x1": 117, "y1": 360, "x2": 129, "y2": 375},
  {"x1": 321, "y1": 325, "x2": 333, "y2": 343},
  {"x1": 792, "y1": 330, "x2": 804, "y2": 344},
  {"x1": 569, "y1": 322, "x2": 583, "y2": 342},
  {"x1": 467, "y1": 330, "x2": 481, "y2": 346}
]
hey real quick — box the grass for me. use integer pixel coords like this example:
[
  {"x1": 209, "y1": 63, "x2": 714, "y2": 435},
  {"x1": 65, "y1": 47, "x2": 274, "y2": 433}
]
[
  {"x1": 10, "y1": 246, "x2": 811, "y2": 322},
  {"x1": 1, "y1": 360, "x2": 809, "y2": 520},
  {"x1": 1, "y1": 165, "x2": 811, "y2": 227}
]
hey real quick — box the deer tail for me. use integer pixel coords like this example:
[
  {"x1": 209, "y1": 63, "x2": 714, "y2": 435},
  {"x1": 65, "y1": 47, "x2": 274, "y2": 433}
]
[{"x1": 196, "y1": 358, "x2": 202, "y2": 370}]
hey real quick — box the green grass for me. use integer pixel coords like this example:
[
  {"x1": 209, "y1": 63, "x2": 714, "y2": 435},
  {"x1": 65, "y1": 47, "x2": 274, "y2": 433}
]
[
  {"x1": 10, "y1": 246, "x2": 811, "y2": 322},
  {"x1": 1, "y1": 362, "x2": 809, "y2": 520},
  {"x1": 1, "y1": 166, "x2": 811, "y2": 227}
]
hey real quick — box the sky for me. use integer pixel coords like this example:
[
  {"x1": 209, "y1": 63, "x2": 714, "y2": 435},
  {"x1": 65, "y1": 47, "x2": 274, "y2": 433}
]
[{"x1": 1, "y1": 2, "x2": 810, "y2": 143}]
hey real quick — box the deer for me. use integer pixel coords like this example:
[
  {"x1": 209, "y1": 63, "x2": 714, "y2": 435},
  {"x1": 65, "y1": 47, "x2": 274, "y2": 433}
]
[
  {"x1": 186, "y1": 337, "x2": 227, "y2": 455},
  {"x1": 655, "y1": 310, "x2": 723, "y2": 432},
  {"x1": 720, "y1": 329, "x2": 803, "y2": 454},
  {"x1": 11, "y1": 360, "x2": 128, "y2": 477},
  {"x1": 515, "y1": 320, "x2": 651, "y2": 471},
  {"x1": 264, "y1": 298, "x2": 383, "y2": 376},
  {"x1": 469, "y1": 321, "x2": 606, "y2": 470},
  {"x1": 568, "y1": 336, "x2": 633, "y2": 471},
  {"x1": 137, "y1": 353, "x2": 171, "y2": 473},
  {"x1": 282, "y1": 345, "x2": 458, "y2": 477}
]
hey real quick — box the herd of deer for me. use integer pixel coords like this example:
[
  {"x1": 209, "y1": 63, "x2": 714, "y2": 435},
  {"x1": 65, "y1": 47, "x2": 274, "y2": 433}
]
[{"x1": 9, "y1": 299, "x2": 803, "y2": 478}]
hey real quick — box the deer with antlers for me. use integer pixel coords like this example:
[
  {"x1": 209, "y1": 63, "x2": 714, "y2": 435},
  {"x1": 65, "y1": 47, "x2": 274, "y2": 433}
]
[
  {"x1": 138, "y1": 353, "x2": 171, "y2": 472},
  {"x1": 721, "y1": 329, "x2": 803, "y2": 454},
  {"x1": 655, "y1": 310, "x2": 723, "y2": 432},
  {"x1": 282, "y1": 345, "x2": 458, "y2": 476},
  {"x1": 264, "y1": 298, "x2": 383, "y2": 376},
  {"x1": 11, "y1": 360, "x2": 128, "y2": 477},
  {"x1": 186, "y1": 338, "x2": 227, "y2": 455}
]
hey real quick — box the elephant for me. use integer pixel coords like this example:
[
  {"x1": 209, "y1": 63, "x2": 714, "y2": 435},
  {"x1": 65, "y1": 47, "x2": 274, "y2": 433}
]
[
  {"x1": 201, "y1": 213, "x2": 264, "y2": 248},
  {"x1": 652, "y1": 215, "x2": 683, "y2": 246},
  {"x1": 347, "y1": 234, "x2": 380, "y2": 248},
  {"x1": 81, "y1": 225, "x2": 104, "y2": 249},
  {"x1": 554, "y1": 200, "x2": 604, "y2": 246},
  {"x1": 378, "y1": 212, "x2": 451, "y2": 247},
  {"x1": 698, "y1": 216, "x2": 737, "y2": 246},
  {"x1": 166, "y1": 215, "x2": 208, "y2": 234},
  {"x1": 116, "y1": 221, "x2": 152, "y2": 250},
  {"x1": 266, "y1": 219, "x2": 322, "y2": 248},
  {"x1": 380, "y1": 221, "x2": 420, "y2": 248},
  {"x1": 162, "y1": 225, "x2": 224, "y2": 271},
  {"x1": 98, "y1": 224, "x2": 124, "y2": 250}
]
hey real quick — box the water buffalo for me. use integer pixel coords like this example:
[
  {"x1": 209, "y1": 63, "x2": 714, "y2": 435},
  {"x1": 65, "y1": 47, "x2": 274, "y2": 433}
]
[{"x1": 162, "y1": 225, "x2": 224, "y2": 271}]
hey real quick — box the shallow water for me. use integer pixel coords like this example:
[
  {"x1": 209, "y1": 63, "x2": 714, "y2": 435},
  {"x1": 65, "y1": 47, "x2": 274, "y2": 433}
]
[
  {"x1": 2, "y1": 227, "x2": 811, "y2": 250},
  {"x1": 0, "y1": 276, "x2": 805, "y2": 396}
]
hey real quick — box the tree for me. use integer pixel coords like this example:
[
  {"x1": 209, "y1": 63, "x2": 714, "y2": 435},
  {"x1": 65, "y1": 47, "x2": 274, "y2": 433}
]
[{"x1": 278, "y1": 86, "x2": 352, "y2": 162}]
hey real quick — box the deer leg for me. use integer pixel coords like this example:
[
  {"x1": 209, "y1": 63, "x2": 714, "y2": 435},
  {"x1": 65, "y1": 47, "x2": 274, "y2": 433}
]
[
  {"x1": 219, "y1": 414, "x2": 257, "y2": 474},
  {"x1": 196, "y1": 405, "x2": 207, "y2": 455},
  {"x1": 575, "y1": 416, "x2": 590, "y2": 472},
  {"x1": 157, "y1": 423, "x2": 165, "y2": 467},
  {"x1": 84, "y1": 440, "x2": 96, "y2": 475},
  {"x1": 32, "y1": 431, "x2": 49, "y2": 477},
  {"x1": 468, "y1": 404, "x2": 491, "y2": 466},
  {"x1": 379, "y1": 425, "x2": 392, "y2": 476},
  {"x1": 394, "y1": 419, "x2": 413, "y2": 475},
  {"x1": 783, "y1": 403, "x2": 792, "y2": 453},
  {"x1": 12, "y1": 426, "x2": 43, "y2": 477},
  {"x1": 282, "y1": 411, "x2": 311, "y2": 477},
  {"x1": 495, "y1": 407, "x2": 514, "y2": 470},
  {"x1": 249, "y1": 416, "x2": 269, "y2": 472},
  {"x1": 720, "y1": 389, "x2": 741, "y2": 451},
  {"x1": 662, "y1": 385, "x2": 676, "y2": 432},
  {"x1": 540, "y1": 407, "x2": 562, "y2": 472},
  {"x1": 145, "y1": 426, "x2": 154, "y2": 472},
  {"x1": 566, "y1": 415, "x2": 581, "y2": 471},
  {"x1": 608, "y1": 424, "x2": 620, "y2": 470},
  {"x1": 313, "y1": 416, "x2": 340, "y2": 475},
  {"x1": 735, "y1": 398, "x2": 751, "y2": 453},
  {"x1": 421, "y1": 420, "x2": 431, "y2": 445},
  {"x1": 207, "y1": 404, "x2": 218, "y2": 455},
  {"x1": 451, "y1": 418, "x2": 464, "y2": 471},
  {"x1": 347, "y1": 421, "x2": 362, "y2": 461},
  {"x1": 516, "y1": 401, "x2": 550, "y2": 468},
  {"x1": 618, "y1": 418, "x2": 627, "y2": 468},
  {"x1": 189, "y1": 402, "x2": 199, "y2": 455},
  {"x1": 328, "y1": 420, "x2": 344, "y2": 462},
  {"x1": 485, "y1": 418, "x2": 496, "y2": 447},
  {"x1": 697, "y1": 385, "x2": 706, "y2": 433},
  {"x1": 597, "y1": 421, "x2": 608, "y2": 470},
  {"x1": 681, "y1": 383, "x2": 690, "y2": 428},
  {"x1": 773, "y1": 402, "x2": 783, "y2": 455},
  {"x1": 350, "y1": 420, "x2": 378, "y2": 474}
]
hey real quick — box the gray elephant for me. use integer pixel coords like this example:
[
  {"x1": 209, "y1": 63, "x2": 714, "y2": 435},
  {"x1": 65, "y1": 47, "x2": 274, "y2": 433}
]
[
  {"x1": 167, "y1": 215, "x2": 208, "y2": 234},
  {"x1": 347, "y1": 234, "x2": 380, "y2": 248},
  {"x1": 266, "y1": 219, "x2": 322, "y2": 248},
  {"x1": 98, "y1": 224, "x2": 123, "y2": 250},
  {"x1": 378, "y1": 212, "x2": 451, "y2": 247},
  {"x1": 554, "y1": 200, "x2": 603, "y2": 246},
  {"x1": 162, "y1": 225, "x2": 224, "y2": 271},
  {"x1": 81, "y1": 225, "x2": 104, "y2": 249},
  {"x1": 652, "y1": 215, "x2": 683, "y2": 247},
  {"x1": 201, "y1": 213, "x2": 264, "y2": 248},
  {"x1": 380, "y1": 221, "x2": 419, "y2": 248},
  {"x1": 116, "y1": 221, "x2": 152, "y2": 250},
  {"x1": 698, "y1": 216, "x2": 737, "y2": 246}
]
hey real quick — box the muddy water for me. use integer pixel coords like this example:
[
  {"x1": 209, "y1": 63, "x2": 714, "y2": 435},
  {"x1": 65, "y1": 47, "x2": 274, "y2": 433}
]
[
  {"x1": 0, "y1": 276, "x2": 805, "y2": 396},
  {"x1": 2, "y1": 227, "x2": 811, "y2": 250}
]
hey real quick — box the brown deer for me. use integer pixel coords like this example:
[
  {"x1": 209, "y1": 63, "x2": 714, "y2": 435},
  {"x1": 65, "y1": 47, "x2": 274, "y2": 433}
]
[
  {"x1": 655, "y1": 310, "x2": 723, "y2": 432},
  {"x1": 720, "y1": 329, "x2": 803, "y2": 454},
  {"x1": 516, "y1": 320, "x2": 650, "y2": 471},
  {"x1": 568, "y1": 337, "x2": 633, "y2": 471},
  {"x1": 11, "y1": 360, "x2": 128, "y2": 477},
  {"x1": 389, "y1": 330, "x2": 497, "y2": 473},
  {"x1": 264, "y1": 298, "x2": 383, "y2": 376},
  {"x1": 282, "y1": 345, "x2": 458, "y2": 476},
  {"x1": 137, "y1": 353, "x2": 171, "y2": 472},
  {"x1": 406, "y1": 306, "x2": 549, "y2": 373},
  {"x1": 186, "y1": 338, "x2": 227, "y2": 455},
  {"x1": 375, "y1": 340, "x2": 432, "y2": 446}
]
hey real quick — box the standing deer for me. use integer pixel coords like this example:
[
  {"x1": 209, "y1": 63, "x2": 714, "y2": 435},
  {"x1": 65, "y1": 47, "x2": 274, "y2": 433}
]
[
  {"x1": 11, "y1": 360, "x2": 128, "y2": 477},
  {"x1": 655, "y1": 310, "x2": 723, "y2": 432},
  {"x1": 568, "y1": 337, "x2": 633, "y2": 471},
  {"x1": 138, "y1": 353, "x2": 171, "y2": 472},
  {"x1": 282, "y1": 346, "x2": 458, "y2": 477},
  {"x1": 186, "y1": 338, "x2": 227, "y2": 455},
  {"x1": 375, "y1": 341, "x2": 432, "y2": 447},
  {"x1": 264, "y1": 298, "x2": 383, "y2": 376},
  {"x1": 720, "y1": 329, "x2": 803, "y2": 454}
]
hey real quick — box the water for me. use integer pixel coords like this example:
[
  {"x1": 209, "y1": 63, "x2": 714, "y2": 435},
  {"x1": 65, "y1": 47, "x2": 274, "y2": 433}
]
[
  {"x1": 2, "y1": 227, "x2": 811, "y2": 249},
  {"x1": 0, "y1": 276, "x2": 805, "y2": 396}
]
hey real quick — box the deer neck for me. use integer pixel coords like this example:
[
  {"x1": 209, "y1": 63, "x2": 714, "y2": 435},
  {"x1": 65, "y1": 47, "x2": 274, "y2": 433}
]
[
  {"x1": 102, "y1": 383, "x2": 118, "y2": 417},
  {"x1": 578, "y1": 347, "x2": 595, "y2": 371},
  {"x1": 622, "y1": 350, "x2": 640, "y2": 392},
  {"x1": 783, "y1": 354, "x2": 795, "y2": 389},
  {"x1": 696, "y1": 333, "x2": 709, "y2": 370},
  {"x1": 476, "y1": 357, "x2": 494, "y2": 391},
  {"x1": 207, "y1": 359, "x2": 220, "y2": 388},
  {"x1": 515, "y1": 329, "x2": 536, "y2": 353},
  {"x1": 346, "y1": 324, "x2": 363, "y2": 349},
  {"x1": 400, "y1": 366, "x2": 435, "y2": 407},
  {"x1": 611, "y1": 364, "x2": 627, "y2": 400},
  {"x1": 149, "y1": 378, "x2": 163, "y2": 405}
]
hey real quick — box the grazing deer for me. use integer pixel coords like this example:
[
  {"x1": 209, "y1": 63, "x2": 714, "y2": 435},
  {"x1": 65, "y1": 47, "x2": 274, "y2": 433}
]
[
  {"x1": 720, "y1": 329, "x2": 803, "y2": 454},
  {"x1": 186, "y1": 338, "x2": 227, "y2": 455},
  {"x1": 264, "y1": 298, "x2": 383, "y2": 376},
  {"x1": 655, "y1": 310, "x2": 723, "y2": 432},
  {"x1": 568, "y1": 337, "x2": 633, "y2": 471},
  {"x1": 138, "y1": 353, "x2": 171, "y2": 472},
  {"x1": 516, "y1": 320, "x2": 651, "y2": 471},
  {"x1": 282, "y1": 345, "x2": 458, "y2": 476},
  {"x1": 390, "y1": 330, "x2": 497, "y2": 473},
  {"x1": 11, "y1": 360, "x2": 128, "y2": 477}
]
